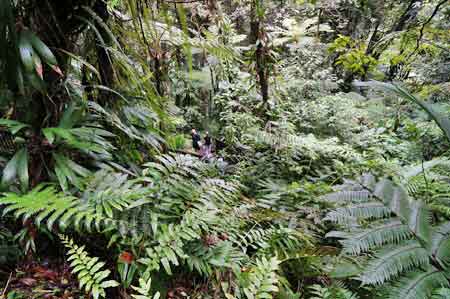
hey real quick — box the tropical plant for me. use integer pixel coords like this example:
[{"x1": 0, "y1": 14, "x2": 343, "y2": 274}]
[
  {"x1": 60, "y1": 235, "x2": 119, "y2": 299},
  {"x1": 324, "y1": 173, "x2": 450, "y2": 298},
  {"x1": 354, "y1": 81, "x2": 450, "y2": 143},
  {"x1": 0, "y1": 0, "x2": 449, "y2": 298},
  {"x1": 0, "y1": 225, "x2": 21, "y2": 264},
  {"x1": 131, "y1": 275, "x2": 161, "y2": 299},
  {"x1": 309, "y1": 283, "x2": 358, "y2": 299}
]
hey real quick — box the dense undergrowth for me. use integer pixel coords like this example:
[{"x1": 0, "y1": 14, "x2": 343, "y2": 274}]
[{"x1": 0, "y1": 0, "x2": 449, "y2": 298}]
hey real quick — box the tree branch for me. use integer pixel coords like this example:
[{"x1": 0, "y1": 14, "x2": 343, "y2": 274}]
[{"x1": 409, "y1": 0, "x2": 449, "y2": 58}]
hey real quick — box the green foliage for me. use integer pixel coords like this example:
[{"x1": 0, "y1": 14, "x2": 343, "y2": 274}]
[
  {"x1": 0, "y1": 103, "x2": 116, "y2": 192},
  {"x1": 431, "y1": 288, "x2": 450, "y2": 299},
  {"x1": 131, "y1": 276, "x2": 161, "y2": 299},
  {"x1": 0, "y1": 226, "x2": 21, "y2": 264},
  {"x1": 0, "y1": 185, "x2": 104, "y2": 231},
  {"x1": 354, "y1": 81, "x2": 450, "y2": 143},
  {"x1": 1, "y1": 147, "x2": 28, "y2": 191},
  {"x1": 231, "y1": 256, "x2": 281, "y2": 299},
  {"x1": 167, "y1": 134, "x2": 186, "y2": 150},
  {"x1": 329, "y1": 35, "x2": 377, "y2": 76},
  {"x1": 290, "y1": 94, "x2": 369, "y2": 140},
  {"x1": 60, "y1": 235, "x2": 119, "y2": 299},
  {"x1": 324, "y1": 174, "x2": 450, "y2": 298},
  {"x1": 0, "y1": 0, "x2": 62, "y2": 94},
  {"x1": 1, "y1": 0, "x2": 449, "y2": 298},
  {"x1": 81, "y1": 170, "x2": 147, "y2": 218},
  {"x1": 309, "y1": 284, "x2": 358, "y2": 299}
]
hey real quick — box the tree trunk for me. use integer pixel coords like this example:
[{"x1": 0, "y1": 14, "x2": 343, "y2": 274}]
[
  {"x1": 372, "y1": 0, "x2": 424, "y2": 60},
  {"x1": 94, "y1": 0, "x2": 114, "y2": 106},
  {"x1": 250, "y1": 0, "x2": 269, "y2": 105}
]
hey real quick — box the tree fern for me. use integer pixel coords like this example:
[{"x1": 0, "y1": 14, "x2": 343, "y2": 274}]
[{"x1": 60, "y1": 235, "x2": 119, "y2": 299}]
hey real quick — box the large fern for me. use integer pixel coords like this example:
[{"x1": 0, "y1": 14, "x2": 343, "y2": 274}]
[
  {"x1": 0, "y1": 185, "x2": 107, "y2": 231},
  {"x1": 324, "y1": 174, "x2": 450, "y2": 298}
]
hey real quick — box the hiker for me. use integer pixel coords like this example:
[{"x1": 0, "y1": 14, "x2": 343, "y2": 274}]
[
  {"x1": 191, "y1": 128, "x2": 201, "y2": 151},
  {"x1": 204, "y1": 131, "x2": 212, "y2": 155}
]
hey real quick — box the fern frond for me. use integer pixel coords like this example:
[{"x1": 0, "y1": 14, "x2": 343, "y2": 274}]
[
  {"x1": 323, "y1": 190, "x2": 372, "y2": 203},
  {"x1": 359, "y1": 241, "x2": 429, "y2": 285},
  {"x1": 327, "y1": 220, "x2": 412, "y2": 255},
  {"x1": 404, "y1": 200, "x2": 431, "y2": 243},
  {"x1": 324, "y1": 202, "x2": 391, "y2": 224},
  {"x1": 139, "y1": 208, "x2": 214, "y2": 275},
  {"x1": 186, "y1": 240, "x2": 245, "y2": 276},
  {"x1": 387, "y1": 268, "x2": 449, "y2": 299},
  {"x1": 82, "y1": 170, "x2": 147, "y2": 218},
  {"x1": 131, "y1": 276, "x2": 161, "y2": 299},
  {"x1": 60, "y1": 235, "x2": 119, "y2": 299},
  {"x1": 325, "y1": 175, "x2": 450, "y2": 298},
  {"x1": 430, "y1": 203, "x2": 450, "y2": 218},
  {"x1": 0, "y1": 185, "x2": 105, "y2": 231},
  {"x1": 400, "y1": 158, "x2": 450, "y2": 180},
  {"x1": 241, "y1": 256, "x2": 280, "y2": 299},
  {"x1": 431, "y1": 288, "x2": 450, "y2": 299},
  {"x1": 430, "y1": 222, "x2": 450, "y2": 267},
  {"x1": 309, "y1": 283, "x2": 359, "y2": 299}
]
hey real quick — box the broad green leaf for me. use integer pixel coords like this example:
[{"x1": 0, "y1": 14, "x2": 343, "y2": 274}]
[
  {"x1": 1, "y1": 148, "x2": 27, "y2": 187},
  {"x1": 16, "y1": 148, "x2": 28, "y2": 191},
  {"x1": 100, "y1": 280, "x2": 120, "y2": 288},
  {"x1": 18, "y1": 32, "x2": 34, "y2": 72},
  {"x1": 26, "y1": 30, "x2": 58, "y2": 65},
  {"x1": 0, "y1": 119, "x2": 29, "y2": 134},
  {"x1": 161, "y1": 257, "x2": 172, "y2": 275}
]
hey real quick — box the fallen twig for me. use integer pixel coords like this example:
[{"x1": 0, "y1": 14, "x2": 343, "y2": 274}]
[{"x1": 1, "y1": 272, "x2": 13, "y2": 297}]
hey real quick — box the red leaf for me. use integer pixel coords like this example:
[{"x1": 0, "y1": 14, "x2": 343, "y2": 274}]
[{"x1": 119, "y1": 251, "x2": 134, "y2": 264}]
